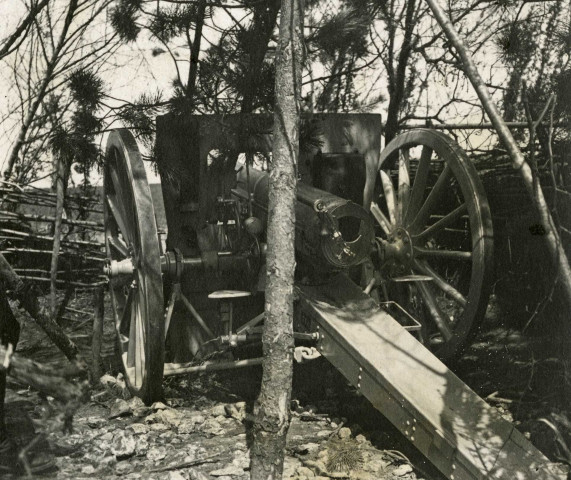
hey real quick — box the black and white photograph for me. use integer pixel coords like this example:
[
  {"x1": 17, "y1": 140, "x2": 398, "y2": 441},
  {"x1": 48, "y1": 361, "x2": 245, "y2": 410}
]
[{"x1": 0, "y1": 0, "x2": 569, "y2": 478}]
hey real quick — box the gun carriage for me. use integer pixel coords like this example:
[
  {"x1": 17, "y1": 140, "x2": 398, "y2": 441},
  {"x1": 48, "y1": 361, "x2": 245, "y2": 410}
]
[
  {"x1": 103, "y1": 113, "x2": 559, "y2": 479},
  {"x1": 104, "y1": 113, "x2": 492, "y2": 400}
]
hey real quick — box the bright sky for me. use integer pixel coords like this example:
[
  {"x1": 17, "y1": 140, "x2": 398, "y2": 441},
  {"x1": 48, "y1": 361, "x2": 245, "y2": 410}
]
[{"x1": 0, "y1": 0, "x2": 538, "y2": 188}]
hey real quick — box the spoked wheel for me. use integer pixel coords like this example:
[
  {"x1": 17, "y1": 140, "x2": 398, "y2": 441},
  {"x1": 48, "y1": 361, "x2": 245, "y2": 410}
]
[
  {"x1": 370, "y1": 129, "x2": 493, "y2": 360},
  {"x1": 104, "y1": 129, "x2": 164, "y2": 403}
]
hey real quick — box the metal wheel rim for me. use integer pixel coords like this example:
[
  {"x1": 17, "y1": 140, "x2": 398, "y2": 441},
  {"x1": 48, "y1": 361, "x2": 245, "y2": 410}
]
[
  {"x1": 104, "y1": 129, "x2": 164, "y2": 401},
  {"x1": 374, "y1": 129, "x2": 493, "y2": 360}
]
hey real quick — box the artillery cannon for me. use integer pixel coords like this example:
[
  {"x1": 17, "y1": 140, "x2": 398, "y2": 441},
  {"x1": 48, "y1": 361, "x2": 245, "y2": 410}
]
[{"x1": 103, "y1": 113, "x2": 560, "y2": 479}]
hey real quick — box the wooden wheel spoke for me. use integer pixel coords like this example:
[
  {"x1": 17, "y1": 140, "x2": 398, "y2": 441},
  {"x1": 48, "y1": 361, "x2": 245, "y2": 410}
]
[
  {"x1": 376, "y1": 130, "x2": 493, "y2": 360},
  {"x1": 135, "y1": 295, "x2": 144, "y2": 384},
  {"x1": 380, "y1": 170, "x2": 397, "y2": 225},
  {"x1": 108, "y1": 236, "x2": 129, "y2": 258},
  {"x1": 416, "y1": 281, "x2": 453, "y2": 342},
  {"x1": 414, "y1": 203, "x2": 467, "y2": 241},
  {"x1": 109, "y1": 158, "x2": 125, "y2": 198},
  {"x1": 106, "y1": 193, "x2": 131, "y2": 241},
  {"x1": 370, "y1": 202, "x2": 392, "y2": 235},
  {"x1": 127, "y1": 293, "x2": 137, "y2": 367},
  {"x1": 119, "y1": 287, "x2": 134, "y2": 337},
  {"x1": 404, "y1": 146, "x2": 432, "y2": 226},
  {"x1": 414, "y1": 259, "x2": 467, "y2": 307},
  {"x1": 409, "y1": 164, "x2": 451, "y2": 233},
  {"x1": 110, "y1": 160, "x2": 137, "y2": 235},
  {"x1": 397, "y1": 149, "x2": 411, "y2": 223},
  {"x1": 414, "y1": 246, "x2": 472, "y2": 261}
]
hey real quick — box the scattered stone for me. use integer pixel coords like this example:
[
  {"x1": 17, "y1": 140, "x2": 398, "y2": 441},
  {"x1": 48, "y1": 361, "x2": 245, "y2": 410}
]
[
  {"x1": 167, "y1": 398, "x2": 185, "y2": 407},
  {"x1": 296, "y1": 466, "x2": 315, "y2": 477},
  {"x1": 147, "y1": 446, "x2": 167, "y2": 462},
  {"x1": 178, "y1": 419, "x2": 197, "y2": 434},
  {"x1": 100, "y1": 455, "x2": 116, "y2": 466},
  {"x1": 209, "y1": 465, "x2": 244, "y2": 476},
  {"x1": 283, "y1": 457, "x2": 303, "y2": 478},
  {"x1": 150, "y1": 422, "x2": 169, "y2": 432},
  {"x1": 210, "y1": 404, "x2": 227, "y2": 417},
  {"x1": 316, "y1": 430, "x2": 331, "y2": 438},
  {"x1": 111, "y1": 431, "x2": 136, "y2": 459},
  {"x1": 109, "y1": 399, "x2": 132, "y2": 418},
  {"x1": 337, "y1": 427, "x2": 352, "y2": 439},
  {"x1": 192, "y1": 413, "x2": 206, "y2": 424},
  {"x1": 231, "y1": 450, "x2": 249, "y2": 469},
  {"x1": 115, "y1": 460, "x2": 133, "y2": 475},
  {"x1": 129, "y1": 423, "x2": 149, "y2": 434},
  {"x1": 128, "y1": 397, "x2": 146, "y2": 410},
  {"x1": 201, "y1": 417, "x2": 224, "y2": 436},
  {"x1": 188, "y1": 470, "x2": 211, "y2": 480},
  {"x1": 124, "y1": 474, "x2": 142, "y2": 480},
  {"x1": 101, "y1": 374, "x2": 132, "y2": 399},
  {"x1": 224, "y1": 402, "x2": 246, "y2": 421},
  {"x1": 355, "y1": 434, "x2": 367, "y2": 444},
  {"x1": 151, "y1": 401, "x2": 169, "y2": 410},
  {"x1": 298, "y1": 443, "x2": 320, "y2": 455},
  {"x1": 81, "y1": 465, "x2": 96, "y2": 474},
  {"x1": 392, "y1": 463, "x2": 413, "y2": 476},
  {"x1": 167, "y1": 471, "x2": 186, "y2": 480},
  {"x1": 86, "y1": 416, "x2": 106, "y2": 428},
  {"x1": 352, "y1": 472, "x2": 376, "y2": 480},
  {"x1": 135, "y1": 435, "x2": 149, "y2": 456}
]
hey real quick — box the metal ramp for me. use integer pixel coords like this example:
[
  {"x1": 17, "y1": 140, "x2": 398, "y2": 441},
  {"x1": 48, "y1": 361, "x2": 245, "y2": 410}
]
[{"x1": 296, "y1": 274, "x2": 564, "y2": 480}]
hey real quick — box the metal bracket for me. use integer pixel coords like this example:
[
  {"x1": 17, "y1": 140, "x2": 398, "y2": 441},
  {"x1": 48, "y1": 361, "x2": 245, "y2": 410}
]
[{"x1": 294, "y1": 346, "x2": 321, "y2": 363}]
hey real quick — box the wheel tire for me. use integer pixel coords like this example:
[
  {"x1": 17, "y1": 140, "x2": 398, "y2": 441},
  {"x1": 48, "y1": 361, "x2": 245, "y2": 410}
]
[
  {"x1": 371, "y1": 129, "x2": 493, "y2": 360},
  {"x1": 104, "y1": 129, "x2": 164, "y2": 403}
]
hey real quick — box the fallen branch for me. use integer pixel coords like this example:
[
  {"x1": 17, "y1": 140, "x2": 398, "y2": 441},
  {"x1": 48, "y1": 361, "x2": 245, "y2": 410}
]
[
  {"x1": 0, "y1": 210, "x2": 104, "y2": 230},
  {"x1": 148, "y1": 453, "x2": 224, "y2": 473},
  {"x1": 0, "y1": 253, "x2": 79, "y2": 360},
  {"x1": 0, "y1": 344, "x2": 87, "y2": 403}
]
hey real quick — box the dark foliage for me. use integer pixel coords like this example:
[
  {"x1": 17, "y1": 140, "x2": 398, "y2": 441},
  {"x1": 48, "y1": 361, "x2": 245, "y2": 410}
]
[
  {"x1": 149, "y1": 4, "x2": 212, "y2": 43},
  {"x1": 68, "y1": 69, "x2": 104, "y2": 111},
  {"x1": 110, "y1": 0, "x2": 141, "y2": 42},
  {"x1": 118, "y1": 91, "x2": 164, "y2": 147},
  {"x1": 308, "y1": 8, "x2": 369, "y2": 61}
]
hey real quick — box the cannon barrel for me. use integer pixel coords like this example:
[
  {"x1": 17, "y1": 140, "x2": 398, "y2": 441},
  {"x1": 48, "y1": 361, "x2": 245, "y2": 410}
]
[{"x1": 234, "y1": 167, "x2": 374, "y2": 272}]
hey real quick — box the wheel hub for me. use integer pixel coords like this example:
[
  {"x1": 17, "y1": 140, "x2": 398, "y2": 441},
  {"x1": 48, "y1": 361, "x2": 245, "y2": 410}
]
[
  {"x1": 385, "y1": 227, "x2": 413, "y2": 264},
  {"x1": 378, "y1": 227, "x2": 414, "y2": 276}
]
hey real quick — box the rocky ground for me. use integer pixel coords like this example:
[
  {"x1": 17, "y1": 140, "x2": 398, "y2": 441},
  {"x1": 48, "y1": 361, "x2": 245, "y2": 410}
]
[{"x1": 4, "y1": 291, "x2": 571, "y2": 479}]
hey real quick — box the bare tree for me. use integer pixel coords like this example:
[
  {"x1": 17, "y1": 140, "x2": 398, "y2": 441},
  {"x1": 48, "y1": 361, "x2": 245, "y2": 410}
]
[
  {"x1": 250, "y1": 0, "x2": 303, "y2": 478},
  {"x1": 425, "y1": 0, "x2": 571, "y2": 307},
  {"x1": 1, "y1": 0, "x2": 118, "y2": 183}
]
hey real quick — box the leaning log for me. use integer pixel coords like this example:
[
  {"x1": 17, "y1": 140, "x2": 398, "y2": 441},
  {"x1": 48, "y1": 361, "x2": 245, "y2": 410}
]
[
  {"x1": 0, "y1": 344, "x2": 87, "y2": 404},
  {"x1": 0, "y1": 253, "x2": 79, "y2": 360}
]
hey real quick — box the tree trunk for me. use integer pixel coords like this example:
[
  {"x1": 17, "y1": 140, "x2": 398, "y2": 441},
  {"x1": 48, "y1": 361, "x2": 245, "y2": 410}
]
[
  {"x1": 240, "y1": 0, "x2": 282, "y2": 113},
  {"x1": 50, "y1": 156, "x2": 69, "y2": 316},
  {"x1": 424, "y1": 0, "x2": 571, "y2": 307},
  {"x1": 186, "y1": 0, "x2": 207, "y2": 102},
  {"x1": 250, "y1": 0, "x2": 302, "y2": 478},
  {"x1": 91, "y1": 287, "x2": 104, "y2": 384},
  {"x1": 384, "y1": 0, "x2": 417, "y2": 145}
]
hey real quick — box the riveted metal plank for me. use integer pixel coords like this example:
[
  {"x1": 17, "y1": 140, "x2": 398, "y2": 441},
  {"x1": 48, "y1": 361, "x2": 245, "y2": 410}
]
[{"x1": 296, "y1": 274, "x2": 564, "y2": 480}]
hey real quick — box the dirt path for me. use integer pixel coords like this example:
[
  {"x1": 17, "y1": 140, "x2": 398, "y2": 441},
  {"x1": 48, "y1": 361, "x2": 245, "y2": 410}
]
[{"x1": 4, "y1": 292, "x2": 570, "y2": 479}]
